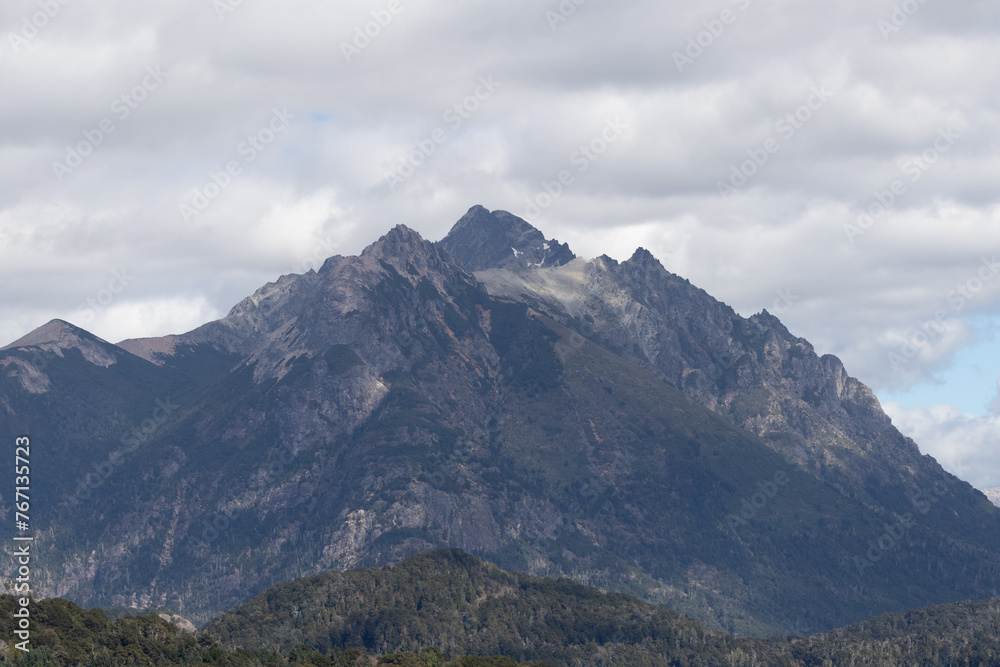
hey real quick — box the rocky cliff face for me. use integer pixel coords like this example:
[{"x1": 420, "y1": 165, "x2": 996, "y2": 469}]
[
  {"x1": 1, "y1": 207, "x2": 998, "y2": 637},
  {"x1": 469, "y1": 227, "x2": 953, "y2": 510}
]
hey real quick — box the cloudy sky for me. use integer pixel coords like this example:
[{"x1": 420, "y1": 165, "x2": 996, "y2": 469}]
[{"x1": 2, "y1": 0, "x2": 999, "y2": 488}]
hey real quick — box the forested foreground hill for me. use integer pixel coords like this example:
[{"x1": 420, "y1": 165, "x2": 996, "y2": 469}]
[
  {"x1": 206, "y1": 549, "x2": 1000, "y2": 666},
  {"x1": 0, "y1": 598, "x2": 538, "y2": 666},
  {"x1": 1, "y1": 550, "x2": 1000, "y2": 666}
]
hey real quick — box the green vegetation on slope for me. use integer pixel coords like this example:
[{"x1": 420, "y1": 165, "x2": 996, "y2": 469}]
[
  {"x1": 204, "y1": 549, "x2": 1000, "y2": 666},
  {"x1": 2, "y1": 550, "x2": 999, "y2": 665},
  {"x1": 0, "y1": 596, "x2": 538, "y2": 667}
]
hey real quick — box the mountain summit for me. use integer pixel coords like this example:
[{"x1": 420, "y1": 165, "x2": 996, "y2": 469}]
[
  {"x1": 1, "y1": 319, "x2": 120, "y2": 394},
  {"x1": 3, "y1": 319, "x2": 118, "y2": 366},
  {"x1": 438, "y1": 205, "x2": 575, "y2": 271}
]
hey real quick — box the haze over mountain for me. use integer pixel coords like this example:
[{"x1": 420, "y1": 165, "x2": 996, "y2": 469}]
[{"x1": 1, "y1": 206, "x2": 998, "y2": 638}]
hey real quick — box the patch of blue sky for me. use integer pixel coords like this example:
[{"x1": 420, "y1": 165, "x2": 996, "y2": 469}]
[{"x1": 878, "y1": 314, "x2": 1000, "y2": 415}]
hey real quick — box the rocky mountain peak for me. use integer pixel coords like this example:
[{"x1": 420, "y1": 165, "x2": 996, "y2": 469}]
[
  {"x1": 362, "y1": 223, "x2": 469, "y2": 289},
  {"x1": 4, "y1": 319, "x2": 85, "y2": 350},
  {"x1": 596, "y1": 254, "x2": 619, "y2": 267},
  {"x1": 437, "y1": 205, "x2": 575, "y2": 271},
  {"x1": 362, "y1": 224, "x2": 448, "y2": 270},
  {"x1": 362, "y1": 224, "x2": 429, "y2": 259},
  {"x1": 2, "y1": 319, "x2": 118, "y2": 368},
  {"x1": 748, "y1": 309, "x2": 794, "y2": 338},
  {"x1": 626, "y1": 246, "x2": 660, "y2": 266}
]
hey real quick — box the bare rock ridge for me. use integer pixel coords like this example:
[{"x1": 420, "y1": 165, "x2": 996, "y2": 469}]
[
  {"x1": 117, "y1": 269, "x2": 319, "y2": 366},
  {"x1": 116, "y1": 224, "x2": 457, "y2": 368},
  {"x1": 472, "y1": 220, "x2": 945, "y2": 510}
]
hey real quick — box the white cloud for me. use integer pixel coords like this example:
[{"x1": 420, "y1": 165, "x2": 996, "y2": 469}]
[
  {"x1": 73, "y1": 295, "x2": 223, "y2": 345},
  {"x1": 884, "y1": 401, "x2": 1000, "y2": 490}
]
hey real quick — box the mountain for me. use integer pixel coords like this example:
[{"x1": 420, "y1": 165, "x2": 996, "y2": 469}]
[
  {"x1": 1, "y1": 206, "x2": 999, "y2": 638},
  {"x1": 986, "y1": 487, "x2": 1000, "y2": 508}
]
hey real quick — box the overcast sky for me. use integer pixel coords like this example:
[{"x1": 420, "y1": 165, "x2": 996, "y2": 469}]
[{"x1": 2, "y1": 0, "x2": 999, "y2": 488}]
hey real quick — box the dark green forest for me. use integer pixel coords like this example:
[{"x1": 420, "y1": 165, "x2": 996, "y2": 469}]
[
  {"x1": 0, "y1": 596, "x2": 538, "y2": 666},
  {"x1": 4, "y1": 550, "x2": 997, "y2": 666}
]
